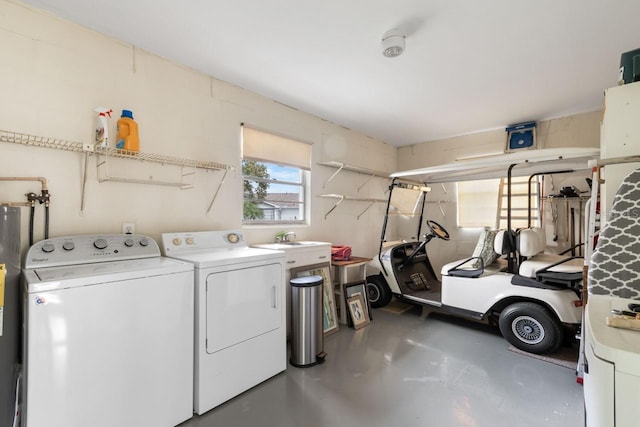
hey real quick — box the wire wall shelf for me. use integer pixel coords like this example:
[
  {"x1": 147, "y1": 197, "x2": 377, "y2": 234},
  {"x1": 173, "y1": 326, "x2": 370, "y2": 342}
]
[
  {"x1": 2, "y1": 129, "x2": 234, "y2": 214},
  {"x1": 1, "y1": 129, "x2": 233, "y2": 171},
  {"x1": 95, "y1": 147, "x2": 232, "y2": 171},
  {"x1": 1, "y1": 129, "x2": 85, "y2": 152}
]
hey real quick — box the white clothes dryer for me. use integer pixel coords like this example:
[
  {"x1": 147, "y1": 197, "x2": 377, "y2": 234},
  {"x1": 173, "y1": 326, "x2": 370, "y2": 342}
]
[
  {"x1": 22, "y1": 234, "x2": 194, "y2": 427},
  {"x1": 161, "y1": 230, "x2": 286, "y2": 415}
]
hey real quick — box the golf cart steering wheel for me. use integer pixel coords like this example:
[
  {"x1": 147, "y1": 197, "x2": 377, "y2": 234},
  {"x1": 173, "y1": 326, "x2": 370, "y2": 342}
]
[
  {"x1": 426, "y1": 219, "x2": 450, "y2": 241},
  {"x1": 403, "y1": 220, "x2": 450, "y2": 266}
]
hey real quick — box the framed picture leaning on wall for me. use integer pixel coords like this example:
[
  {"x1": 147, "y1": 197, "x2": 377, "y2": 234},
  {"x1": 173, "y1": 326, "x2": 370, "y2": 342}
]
[
  {"x1": 344, "y1": 280, "x2": 373, "y2": 327},
  {"x1": 291, "y1": 263, "x2": 339, "y2": 336},
  {"x1": 347, "y1": 294, "x2": 370, "y2": 330}
]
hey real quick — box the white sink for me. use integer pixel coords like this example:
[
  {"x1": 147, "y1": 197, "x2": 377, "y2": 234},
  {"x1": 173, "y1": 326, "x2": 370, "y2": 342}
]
[{"x1": 253, "y1": 241, "x2": 329, "y2": 250}]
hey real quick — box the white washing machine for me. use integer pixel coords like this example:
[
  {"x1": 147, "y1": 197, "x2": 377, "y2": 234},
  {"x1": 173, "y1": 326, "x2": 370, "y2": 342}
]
[
  {"x1": 22, "y1": 234, "x2": 194, "y2": 427},
  {"x1": 161, "y1": 230, "x2": 286, "y2": 415}
]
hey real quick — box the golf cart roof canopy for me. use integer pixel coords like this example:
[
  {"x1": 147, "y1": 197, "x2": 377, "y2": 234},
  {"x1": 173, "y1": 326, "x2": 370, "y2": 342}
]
[{"x1": 391, "y1": 147, "x2": 600, "y2": 184}]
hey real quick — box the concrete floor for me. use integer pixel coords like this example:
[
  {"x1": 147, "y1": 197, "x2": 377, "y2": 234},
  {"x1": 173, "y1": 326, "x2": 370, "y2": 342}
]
[{"x1": 180, "y1": 305, "x2": 584, "y2": 427}]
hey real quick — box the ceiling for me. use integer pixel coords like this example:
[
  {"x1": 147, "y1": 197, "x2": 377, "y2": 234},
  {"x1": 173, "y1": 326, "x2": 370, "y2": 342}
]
[{"x1": 19, "y1": 0, "x2": 640, "y2": 147}]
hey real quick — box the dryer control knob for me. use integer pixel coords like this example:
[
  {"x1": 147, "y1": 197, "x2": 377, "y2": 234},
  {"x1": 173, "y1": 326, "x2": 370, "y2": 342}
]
[
  {"x1": 124, "y1": 238, "x2": 134, "y2": 247},
  {"x1": 139, "y1": 238, "x2": 149, "y2": 247},
  {"x1": 42, "y1": 242, "x2": 55, "y2": 253},
  {"x1": 172, "y1": 238, "x2": 182, "y2": 246},
  {"x1": 186, "y1": 237, "x2": 194, "y2": 245},
  {"x1": 62, "y1": 241, "x2": 75, "y2": 251},
  {"x1": 93, "y1": 238, "x2": 108, "y2": 250}
]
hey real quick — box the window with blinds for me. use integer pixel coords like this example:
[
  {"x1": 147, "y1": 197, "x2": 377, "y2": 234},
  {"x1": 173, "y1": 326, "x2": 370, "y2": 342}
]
[
  {"x1": 242, "y1": 126, "x2": 311, "y2": 224},
  {"x1": 457, "y1": 178, "x2": 500, "y2": 228}
]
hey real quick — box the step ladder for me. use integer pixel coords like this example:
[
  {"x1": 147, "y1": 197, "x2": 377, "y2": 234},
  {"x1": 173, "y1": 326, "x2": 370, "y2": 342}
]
[{"x1": 495, "y1": 176, "x2": 540, "y2": 230}]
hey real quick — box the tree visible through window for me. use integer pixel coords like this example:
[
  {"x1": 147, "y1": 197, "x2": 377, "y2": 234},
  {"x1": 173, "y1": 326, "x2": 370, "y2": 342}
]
[{"x1": 243, "y1": 160, "x2": 269, "y2": 220}]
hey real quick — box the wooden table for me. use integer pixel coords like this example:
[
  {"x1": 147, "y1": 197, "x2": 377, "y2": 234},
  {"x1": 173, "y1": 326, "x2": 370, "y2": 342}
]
[{"x1": 332, "y1": 257, "x2": 372, "y2": 324}]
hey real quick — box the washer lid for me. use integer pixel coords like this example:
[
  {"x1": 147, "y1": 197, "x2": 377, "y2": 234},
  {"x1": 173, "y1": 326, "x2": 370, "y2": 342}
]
[{"x1": 24, "y1": 257, "x2": 193, "y2": 293}]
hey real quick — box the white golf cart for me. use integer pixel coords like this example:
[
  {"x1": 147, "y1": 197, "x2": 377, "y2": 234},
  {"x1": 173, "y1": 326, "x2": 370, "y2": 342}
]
[{"x1": 366, "y1": 147, "x2": 599, "y2": 354}]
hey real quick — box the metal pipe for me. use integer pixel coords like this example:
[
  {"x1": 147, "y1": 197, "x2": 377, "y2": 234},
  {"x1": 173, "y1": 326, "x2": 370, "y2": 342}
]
[
  {"x1": 0, "y1": 176, "x2": 50, "y2": 245},
  {"x1": 0, "y1": 176, "x2": 48, "y2": 190},
  {"x1": 44, "y1": 206, "x2": 50, "y2": 239},
  {"x1": 378, "y1": 179, "x2": 397, "y2": 276},
  {"x1": 507, "y1": 164, "x2": 515, "y2": 233},
  {"x1": 0, "y1": 176, "x2": 49, "y2": 207},
  {"x1": 29, "y1": 205, "x2": 35, "y2": 246},
  {"x1": 416, "y1": 189, "x2": 428, "y2": 239}
]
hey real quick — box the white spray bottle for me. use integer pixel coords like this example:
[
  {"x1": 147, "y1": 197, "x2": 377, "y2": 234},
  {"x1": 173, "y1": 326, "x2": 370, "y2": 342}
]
[{"x1": 94, "y1": 107, "x2": 113, "y2": 148}]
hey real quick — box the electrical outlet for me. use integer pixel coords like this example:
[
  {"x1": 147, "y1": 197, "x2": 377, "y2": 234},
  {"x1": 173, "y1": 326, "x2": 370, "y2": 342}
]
[{"x1": 122, "y1": 223, "x2": 135, "y2": 234}]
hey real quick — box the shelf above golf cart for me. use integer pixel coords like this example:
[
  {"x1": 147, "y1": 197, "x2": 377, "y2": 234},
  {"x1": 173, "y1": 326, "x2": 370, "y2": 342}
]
[
  {"x1": 391, "y1": 147, "x2": 600, "y2": 184},
  {"x1": 317, "y1": 161, "x2": 390, "y2": 191},
  {"x1": 317, "y1": 193, "x2": 387, "y2": 219}
]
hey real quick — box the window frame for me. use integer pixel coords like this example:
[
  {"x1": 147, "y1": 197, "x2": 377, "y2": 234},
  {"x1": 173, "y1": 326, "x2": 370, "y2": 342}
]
[{"x1": 242, "y1": 160, "x2": 309, "y2": 226}]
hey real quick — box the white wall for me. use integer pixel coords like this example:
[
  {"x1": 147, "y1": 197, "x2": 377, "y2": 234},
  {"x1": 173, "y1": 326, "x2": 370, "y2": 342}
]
[
  {"x1": 0, "y1": 0, "x2": 395, "y2": 258},
  {"x1": 397, "y1": 111, "x2": 602, "y2": 276}
]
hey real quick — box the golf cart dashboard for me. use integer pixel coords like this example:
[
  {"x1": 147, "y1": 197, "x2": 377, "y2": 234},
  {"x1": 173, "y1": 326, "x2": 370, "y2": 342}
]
[{"x1": 392, "y1": 242, "x2": 427, "y2": 262}]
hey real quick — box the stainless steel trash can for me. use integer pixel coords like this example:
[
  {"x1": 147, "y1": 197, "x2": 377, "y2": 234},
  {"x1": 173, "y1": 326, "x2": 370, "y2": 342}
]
[{"x1": 289, "y1": 275, "x2": 327, "y2": 367}]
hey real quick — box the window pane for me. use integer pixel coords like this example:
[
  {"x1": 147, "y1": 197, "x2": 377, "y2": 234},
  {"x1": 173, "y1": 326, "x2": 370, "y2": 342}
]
[
  {"x1": 242, "y1": 160, "x2": 306, "y2": 223},
  {"x1": 457, "y1": 179, "x2": 500, "y2": 228}
]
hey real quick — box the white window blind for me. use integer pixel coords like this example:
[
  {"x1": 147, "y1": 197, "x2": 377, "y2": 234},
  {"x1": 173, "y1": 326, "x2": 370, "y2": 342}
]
[
  {"x1": 457, "y1": 178, "x2": 500, "y2": 228},
  {"x1": 242, "y1": 126, "x2": 311, "y2": 170}
]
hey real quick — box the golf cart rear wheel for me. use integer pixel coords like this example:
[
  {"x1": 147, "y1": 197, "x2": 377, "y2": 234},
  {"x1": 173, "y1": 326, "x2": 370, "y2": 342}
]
[
  {"x1": 366, "y1": 275, "x2": 392, "y2": 308},
  {"x1": 498, "y1": 302, "x2": 563, "y2": 354}
]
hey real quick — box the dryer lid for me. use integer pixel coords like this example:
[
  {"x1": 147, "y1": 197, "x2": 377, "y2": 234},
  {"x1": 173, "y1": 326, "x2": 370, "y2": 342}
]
[{"x1": 166, "y1": 246, "x2": 284, "y2": 268}]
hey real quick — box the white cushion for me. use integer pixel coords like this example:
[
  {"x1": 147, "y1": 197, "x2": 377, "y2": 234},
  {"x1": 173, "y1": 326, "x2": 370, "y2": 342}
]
[
  {"x1": 518, "y1": 254, "x2": 583, "y2": 278},
  {"x1": 518, "y1": 228, "x2": 543, "y2": 257},
  {"x1": 533, "y1": 227, "x2": 546, "y2": 248},
  {"x1": 494, "y1": 230, "x2": 507, "y2": 254}
]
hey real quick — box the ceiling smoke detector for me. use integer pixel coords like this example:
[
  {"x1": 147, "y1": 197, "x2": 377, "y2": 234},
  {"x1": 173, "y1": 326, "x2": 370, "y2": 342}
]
[{"x1": 381, "y1": 29, "x2": 405, "y2": 58}]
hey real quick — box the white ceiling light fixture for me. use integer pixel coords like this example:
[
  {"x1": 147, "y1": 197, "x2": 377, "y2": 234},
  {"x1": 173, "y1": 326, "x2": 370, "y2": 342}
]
[{"x1": 381, "y1": 29, "x2": 406, "y2": 58}]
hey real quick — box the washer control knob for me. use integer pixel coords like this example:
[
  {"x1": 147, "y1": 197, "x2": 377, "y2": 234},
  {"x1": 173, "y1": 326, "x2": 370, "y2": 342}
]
[
  {"x1": 124, "y1": 238, "x2": 134, "y2": 247},
  {"x1": 186, "y1": 237, "x2": 194, "y2": 245},
  {"x1": 41, "y1": 243, "x2": 55, "y2": 253},
  {"x1": 139, "y1": 238, "x2": 149, "y2": 247},
  {"x1": 62, "y1": 241, "x2": 75, "y2": 251},
  {"x1": 173, "y1": 238, "x2": 182, "y2": 246},
  {"x1": 93, "y1": 238, "x2": 108, "y2": 250}
]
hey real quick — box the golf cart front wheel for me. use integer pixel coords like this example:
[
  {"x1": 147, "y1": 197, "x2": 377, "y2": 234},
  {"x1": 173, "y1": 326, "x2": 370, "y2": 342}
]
[
  {"x1": 498, "y1": 302, "x2": 563, "y2": 354},
  {"x1": 366, "y1": 275, "x2": 392, "y2": 308}
]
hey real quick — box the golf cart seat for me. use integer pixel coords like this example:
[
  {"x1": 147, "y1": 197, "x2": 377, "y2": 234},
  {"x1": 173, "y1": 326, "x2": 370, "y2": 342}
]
[
  {"x1": 442, "y1": 229, "x2": 508, "y2": 278},
  {"x1": 514, "y1": 228, "x2": 583, "y2": 290}
]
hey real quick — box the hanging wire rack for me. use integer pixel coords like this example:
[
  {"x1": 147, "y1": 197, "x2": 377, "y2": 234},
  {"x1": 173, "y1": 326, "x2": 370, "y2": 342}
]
[{"x1": 0, "y1": 129, "x2": 233, "y2": 171}]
